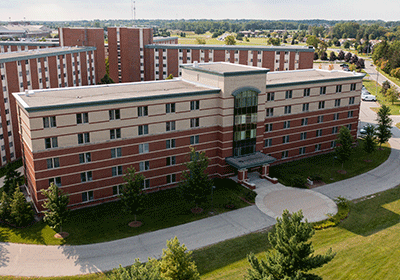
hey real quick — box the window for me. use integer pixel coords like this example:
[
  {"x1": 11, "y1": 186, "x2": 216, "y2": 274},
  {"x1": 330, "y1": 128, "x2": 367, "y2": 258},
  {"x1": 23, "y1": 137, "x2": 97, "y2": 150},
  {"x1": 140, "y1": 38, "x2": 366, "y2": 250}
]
[
  {"x1": 166, "y1": 103, "x2": 176, "y2": 113},
  {"x1": 301, "y1": 118, "x2": 308, "y2": 126},
  {"x1": 316, "y1": 129, "x2": 323, "y2": 137},
  {"x1": 45, "y1": 137, "x2": 58, "y2": 149},
  {"x1": 349, "y1": 97, "x2": 355, "y2": 105},
  {"x1": 336, "y1": 85, "x2": 342, "y2": 93},
  {"x1": 81, "y1": 171, "x2": 93, "y2": 182},
  {"x1": 166, "y1": 121, "x2": 176, "y2": 131},
  {"x1": 138, "y1": 125, "x2": 149, "y2": 135},
  {"x1": 334, "y1": 99, "x2": 341, "y2": 107},
  {"x1": 111, "y1": 148, "x2": 122, "y2": 158},
  {"x1": 190, "y1": 100, "x2": 200, "y2": 110},
  {"x1": 285, "y1": 90, "x2": 292, "y2": 99},
  {"x1": 315, "y1": 144, "x2": 321, "y2": 151},
  {"x1": 166, "y1": 174, "x2": 176, "y2": 184},
  {"x1": 79, "y1": 152, "x2": 91, "y2": 163},
  {"x1": 302, "y1": 103, "x2": 309, "y2": 112},
  {"x1": 284, "y1": 105, "x2": 291, "y2": 114},
  {"x1": 190, "y1": 118, "x2": 200, "y2": 128},
  {"x1": 46, "y1": 158, "x2": 60, "y2": 169},
  {"x1": 138, "y1": 106, "x2": 148, "y2": 117},
  {"x1": 110, "y1": 128, "x2": 121, "y2": 139},
  {"x1": 141, "y1": 179, "x2": 150, "y2": 189},
  {"x1": 299, "y1": 147, "x2": 306, "y2": 155},
  {"x1": 333, "y1": 113, "x2": 339, "y2": 120},
  {"x1": 76, "y1": 113, "x2": 89, "y2": 124},
  {"x1": 265, "y1": 123, "x2": 273, "y2": 132},
  {"x1": 332, "y1": 126, "x2": 338, "y2": 134},
  {"x1": 350, "y1": 83, "x2": 356, "y2": 91},
  {"x1": 109, "y1": 109, "x2": 120, "y2": 120},
  {"x1": 317, "y1": 115, "x2": 324, "y2": 123},
  {"x1": 303, "y1": 88, "x2": 310, "y2": 97},
  {"x1": 112, "y1": 166, "x2": 123, "y2": 176},
  {"x1": 283, "y1": 121, "x2": 290, "y2": 129},
  {"x1": 348, "y1": 111, "x2": 354, "y2": 118},
  {"x1": 347, "y1": 124, "x2": 352, "y2": 130},
  {"x1": 267, "y1": 92, "x2": 275, "y2": 101},
  {"x1": 166, "y1": 139, "x2": 176, "y2": 149},
  {"x1": 282, "y1": 135, "x2": 289, "y2": 144},
  {"x1": 190, "y1": 135, "x2": 199, "y2": 145},
  {"x1": 282, "y1": 151, "x2": 289, "y2": 159},
  {"x1": 266, "y1": 108, "x2": 274, "y2": 117},
  {"x1": 166, "y1": 156, "x2": 176, "y2": 166},
  {"x1": 43, "y1": 116, "x2": 56, "y2": 128},
  {"x1": 139, "y1": 143, "x2": 149, "y2": 154},
  {"x1": 265, "y1": 138, "x2": 272, "y2": 147},
  {"x1": 82, "y1": 191, "x2": 94, "y2": 202},
  {"x1": 320, "y1": 87, "x2": 326, "y2": 95},
  {"x1": 331, "y1": 141, "x2": 336, "y2": 148},
  {"x1": 49, "y1": 177, "x2": 61, "y2": 187},
  {"x1": 300, "y1": 132, "x2": 307, "y2": 140},
  {"x1": 318, "y1": 101, "x2": 325, "y2": 109},
  {"x1": 78, "y1": 133, "x2": 90, "y2": 144},
  {"x1": 139, "y1": 161, "x2": 150, "y2": 171},
  {"x1": 113, "y1": 185, "x2": 124, "y2": 195}
]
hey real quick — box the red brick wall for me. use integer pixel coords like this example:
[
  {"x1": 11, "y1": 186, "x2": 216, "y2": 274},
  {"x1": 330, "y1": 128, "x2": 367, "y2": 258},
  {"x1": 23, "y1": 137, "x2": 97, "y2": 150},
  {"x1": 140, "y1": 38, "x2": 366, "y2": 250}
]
[
  {"x1": 107, "y1": 28, "x2": 119, "y2": 83},
  {"x1": 262, "y1": 51, "x2": 275, "y2": 70},
  {"x1": 298, "y1": 52, "x2": 314, "y2": 70},
  {"x1": 289, "y1": 52, "x2": 296, "y2": 70},
  {"x1": 167, "y1": 49, "x2": 179, "y2": 77}
]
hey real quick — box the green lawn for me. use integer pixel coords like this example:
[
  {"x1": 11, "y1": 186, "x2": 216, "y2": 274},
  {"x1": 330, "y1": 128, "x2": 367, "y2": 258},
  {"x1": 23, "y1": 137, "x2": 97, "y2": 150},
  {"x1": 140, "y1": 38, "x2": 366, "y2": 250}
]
[
  {"x1": 269, "y1": 138, "x2": 391, "y2": 187},
  {"x1": 0, "y1": 179, "x2": 255, "y2": 245},
  {"x1": 363, "y1": 79, "x2": 400, "y2": 115},
  {"x1": 200, "y1": 185, "x2": 400, "y2": 280},
  {"x1": 376, "y1": 67, "x2": 400, "y2": 88}
]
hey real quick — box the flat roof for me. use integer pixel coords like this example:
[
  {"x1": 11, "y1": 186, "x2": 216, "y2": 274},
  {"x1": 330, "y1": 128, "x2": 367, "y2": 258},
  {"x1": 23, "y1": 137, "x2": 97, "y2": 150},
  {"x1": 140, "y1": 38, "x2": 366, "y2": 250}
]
[
  {"x1": 0, "y1": 46, "x2": 96, "y2": 63},
  {"x1": 226, "y1": 152, "x2": 276, "y2": 169},
  {"x1": 153, "y1": 37, "x2": 178, "y2": 42},
  {"x1": 0, "y1": 41, "x2": 59, "y2": 47},
  {"x1": 146, "y1": 44, "x2": 315, "y2": 52},
  {"x1": 13, "y1": 79, "x2": 221, "y2": 112},
  {"x1": 181, "y1": 62, "x2": 269, "y2": 77},
  {"x1": 266, "y1": 69, "x2": 365, "y2": 88}
]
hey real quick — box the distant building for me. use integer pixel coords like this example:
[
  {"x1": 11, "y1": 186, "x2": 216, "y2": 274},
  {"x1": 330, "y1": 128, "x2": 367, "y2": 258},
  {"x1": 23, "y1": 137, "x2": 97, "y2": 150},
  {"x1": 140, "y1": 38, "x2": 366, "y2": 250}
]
[{"x1": 0, "y1": 24, "x2": 52, "y2": 39}]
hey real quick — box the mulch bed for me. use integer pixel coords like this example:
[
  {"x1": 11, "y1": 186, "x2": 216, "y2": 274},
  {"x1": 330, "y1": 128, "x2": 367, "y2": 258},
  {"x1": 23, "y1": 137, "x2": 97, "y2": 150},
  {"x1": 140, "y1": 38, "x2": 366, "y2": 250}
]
[
  {"x1": 337, "y1": 170, "x2": 347, "y2": 174},
  {"x1": 54, "y1": 232, "x2": 69, "y2": 239},
  {"x1": 191, "y1": 207, "x2": 204, "y2": 214},
  {"x1": 128, "y1": 221, "x2": 143, "y2": 227}
]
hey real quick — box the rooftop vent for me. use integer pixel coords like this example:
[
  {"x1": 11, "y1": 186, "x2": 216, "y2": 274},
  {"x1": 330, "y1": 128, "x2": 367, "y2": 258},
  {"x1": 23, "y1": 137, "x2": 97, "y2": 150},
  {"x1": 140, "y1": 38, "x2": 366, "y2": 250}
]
[{"x1": 25, "y1": 90, "x2": 34, "y2": 96}]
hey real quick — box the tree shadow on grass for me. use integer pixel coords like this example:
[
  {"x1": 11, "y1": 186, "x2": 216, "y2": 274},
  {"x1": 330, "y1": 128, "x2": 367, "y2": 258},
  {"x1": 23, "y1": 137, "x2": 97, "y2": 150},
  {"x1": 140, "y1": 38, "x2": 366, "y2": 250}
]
[
  {"x1": 10, "y1": 221, "x2": 47, "y2": 245},
  {"x1": 339, "y1": 188, "x2": 400, "y2": 237}
]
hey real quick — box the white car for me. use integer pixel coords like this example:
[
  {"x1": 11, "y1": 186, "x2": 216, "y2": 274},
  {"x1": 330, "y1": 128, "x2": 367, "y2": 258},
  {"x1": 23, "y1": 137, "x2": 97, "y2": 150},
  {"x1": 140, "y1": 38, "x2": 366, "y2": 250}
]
[{"x1": 362, "y1": 94, "x2": 377, "y2": 101}]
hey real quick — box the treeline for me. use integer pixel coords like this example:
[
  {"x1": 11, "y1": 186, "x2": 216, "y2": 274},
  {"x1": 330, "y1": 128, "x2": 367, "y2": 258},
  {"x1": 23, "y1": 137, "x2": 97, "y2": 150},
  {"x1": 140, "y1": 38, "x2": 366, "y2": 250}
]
[{"x1": 372, "y1": 41, "x2": 400, "y2": 79}]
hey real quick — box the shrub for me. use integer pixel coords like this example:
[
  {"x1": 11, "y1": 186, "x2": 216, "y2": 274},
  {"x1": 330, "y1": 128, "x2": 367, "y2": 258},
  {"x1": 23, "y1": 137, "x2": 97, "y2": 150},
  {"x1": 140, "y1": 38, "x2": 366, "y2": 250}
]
[
  {"x1": 313, "y1": 196, "x2": 350, "y2": 230},
  {"x1": 310, "y1": 174, "x2": 322, "y2": 181},
  {"x1": 291, "y1": 176, "x2": 307, "y2": 188}
]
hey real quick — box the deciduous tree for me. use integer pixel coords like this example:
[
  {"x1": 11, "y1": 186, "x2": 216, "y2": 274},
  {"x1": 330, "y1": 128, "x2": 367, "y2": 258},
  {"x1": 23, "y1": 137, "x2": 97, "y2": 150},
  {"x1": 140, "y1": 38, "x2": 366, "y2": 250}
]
[
  {"x1": 335, "y1": 126, "x2": 354, "y2": 170},
  {"x1": 108, "y1": 259, "x2": 163, "y2": 280},
  {"x1": 246, "y1": 210, "x2": 335, "y2": 280},
  {"x1": 224, "y1": 35, "x2": 236, "y2": 45},
  {"x1": 387, "y1": 87, "x2": 399, "y2": 105},
  {"x1": 41, "y1": 183, "x2": 70, "y2": 234},
  {"x1": 120, "y1": 167, "x2": 147, "y2": 223}
]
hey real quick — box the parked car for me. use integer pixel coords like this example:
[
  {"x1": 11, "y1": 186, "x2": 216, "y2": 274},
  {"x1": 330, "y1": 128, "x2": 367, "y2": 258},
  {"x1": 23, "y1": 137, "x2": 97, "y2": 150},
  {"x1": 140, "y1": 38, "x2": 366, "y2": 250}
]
[
  {"x1": 340, "y1": 63, "x2": 348, "y2": 68},
  {"x1": 362, "y1": 94, "x2": 377, "y2": 101},
  {"x1": 359, "y1": 126, "x2": 367, "y2": 135}
]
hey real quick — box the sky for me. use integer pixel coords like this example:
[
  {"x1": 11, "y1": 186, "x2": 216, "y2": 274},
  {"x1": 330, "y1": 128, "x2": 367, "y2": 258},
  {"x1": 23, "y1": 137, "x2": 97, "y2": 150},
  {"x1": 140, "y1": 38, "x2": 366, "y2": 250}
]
[{"x1": 1, "y1": 0, "x2": 400, "y2": 22}]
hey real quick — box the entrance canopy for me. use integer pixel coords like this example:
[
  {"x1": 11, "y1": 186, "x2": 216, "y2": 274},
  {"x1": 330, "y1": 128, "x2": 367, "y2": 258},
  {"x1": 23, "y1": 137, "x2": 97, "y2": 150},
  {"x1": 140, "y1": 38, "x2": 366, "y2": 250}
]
[{"x1": 226, "y1": 152, "x2": 276, "y2": 170}]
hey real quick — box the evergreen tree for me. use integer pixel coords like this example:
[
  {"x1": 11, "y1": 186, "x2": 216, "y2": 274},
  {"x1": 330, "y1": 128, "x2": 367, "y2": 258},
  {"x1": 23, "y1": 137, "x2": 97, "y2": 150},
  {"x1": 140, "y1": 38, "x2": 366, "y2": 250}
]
[
  {"x1": 320, "y1": 51, "x2": 328, "y2": 61},
  {"x1": 335, "y1": 126, "x2": 354, "y2": 170},
  {"x1": 179, "y1": 147, "x2": 212, "y2": 208},
  {"x1": 344, "y1": 52, "x2": 352, "y2": 62},
  {"x1": 329, "y1": 51, "x2": 337, "y2": 61},
  {"x1": 41, "y1": 183, "x2": 70, "y2": 233},
  {"x1": 3, "y1": 164, "x2": 22, "y2": 195},
  {"x1": 108, "y1": 259, "x2": 163, "y2": 280},
  {"x1": 0, "y1": 191, "x2": 11, "y2": 223},
  {"x1": 363, "y1": 124, "x2": 377, "y2": 159},
  {"x1": 338, "y1": 50, "x2": 345, "y2": 60},
  {"x1": 160, "y1": 237, "x2": 200, "y2": 280},
  {"x1": 246, "y1": 210, "x2": 335, "y2": 280},
  {"x1": 99, "y1": 73, "x2": 114, "y2": 84},
  {"x1": 376, "y1": 105, "x2": 393, "y2": 148},
  {"x1": 9, "y1": 187, "x2": 34, "y2": 227},
  {"x1": 120, "y1": 167, "x2": 147, "y2": 222}
]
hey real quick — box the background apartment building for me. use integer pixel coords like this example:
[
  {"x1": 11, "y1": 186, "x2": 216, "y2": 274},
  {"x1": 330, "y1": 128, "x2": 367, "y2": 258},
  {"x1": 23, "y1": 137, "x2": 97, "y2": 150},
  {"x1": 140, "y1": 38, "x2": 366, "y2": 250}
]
[
  {"x1": 0, "y1": 46, "x2": 96, "y2": 165},
  {"x1": 14, "y1": 62, "x2": 364, "y2": 211}
]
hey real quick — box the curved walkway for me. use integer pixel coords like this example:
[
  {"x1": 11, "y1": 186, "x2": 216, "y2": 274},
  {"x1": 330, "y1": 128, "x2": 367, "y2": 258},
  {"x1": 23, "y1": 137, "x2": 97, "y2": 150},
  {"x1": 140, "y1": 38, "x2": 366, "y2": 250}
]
[{"x1": 1, "y1": 99, "x2": 400, "y2": 277}]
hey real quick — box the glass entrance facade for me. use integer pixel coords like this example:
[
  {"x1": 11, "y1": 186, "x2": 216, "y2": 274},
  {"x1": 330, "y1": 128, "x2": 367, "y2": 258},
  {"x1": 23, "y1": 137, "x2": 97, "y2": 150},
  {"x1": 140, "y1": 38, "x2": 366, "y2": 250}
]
[{"x1": 233, "y1": 90, "x2": 258, "y2": 157}]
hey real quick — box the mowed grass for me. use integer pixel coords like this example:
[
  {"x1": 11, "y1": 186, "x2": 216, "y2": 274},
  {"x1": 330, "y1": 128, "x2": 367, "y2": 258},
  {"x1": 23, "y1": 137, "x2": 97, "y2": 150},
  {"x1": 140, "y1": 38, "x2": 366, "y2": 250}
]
[
  {"x1": 0, "y1": 180, "x2": 255, "y2": 245},
  {"x1": 363, "y1": 79, "x2": 400, "y2": 115},
  {"x1": 269, "y1": 138, "x2": 391, "y2": 186},
  {"x1": 199, "y1": 186, "x2": 400, "y2": 279},
  {"x1": 173, "y1": 31, "x2": 271, "y2": 46}
]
